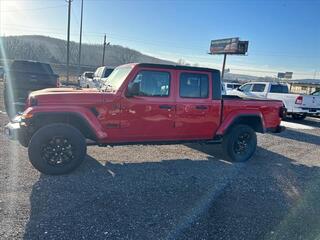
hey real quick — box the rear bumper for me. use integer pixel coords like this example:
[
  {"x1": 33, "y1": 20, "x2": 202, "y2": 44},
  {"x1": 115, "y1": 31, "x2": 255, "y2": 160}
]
[
  {"x1": 289, "y1": 107, "x2": 320, "y2": 114},
  {"x1": 267, "y1": 125, "x2": 286, "y2": 133}
]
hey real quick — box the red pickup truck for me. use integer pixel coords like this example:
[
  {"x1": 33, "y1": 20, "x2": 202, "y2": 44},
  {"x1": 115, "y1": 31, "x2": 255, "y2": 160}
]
[{"x1": 5, "y1": 63, "x2": 285, "y2": 175}]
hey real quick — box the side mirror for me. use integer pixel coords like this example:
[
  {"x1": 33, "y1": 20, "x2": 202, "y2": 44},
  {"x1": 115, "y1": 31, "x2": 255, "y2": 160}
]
[
  {"x1": 237, "y1": 87, "x2": 243, "y2": 91},
  {"x1": 126, "y1": 82, "x2": 140, "y2": 97}
]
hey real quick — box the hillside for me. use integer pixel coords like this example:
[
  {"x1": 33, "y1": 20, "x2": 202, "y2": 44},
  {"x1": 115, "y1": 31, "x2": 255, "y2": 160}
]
[{"x1": 0, "y1": 35, "x2": 174, "y2": 69}]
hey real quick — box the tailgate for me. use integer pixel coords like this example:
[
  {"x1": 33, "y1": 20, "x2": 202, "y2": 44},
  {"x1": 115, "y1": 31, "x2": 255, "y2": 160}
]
[{"x1": 301, "y1": 95, "x2": 320, "y2": 109}]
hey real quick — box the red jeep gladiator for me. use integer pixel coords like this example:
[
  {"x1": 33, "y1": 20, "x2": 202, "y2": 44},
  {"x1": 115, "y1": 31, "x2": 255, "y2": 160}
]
[{"x1": 5, "y1": 63, "x2": 285, "y2": 175}]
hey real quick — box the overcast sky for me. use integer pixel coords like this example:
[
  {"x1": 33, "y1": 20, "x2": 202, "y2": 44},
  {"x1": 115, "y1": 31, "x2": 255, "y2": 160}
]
[{"x1": 0, "y1": 0, "x2": 319, "y2": 79}]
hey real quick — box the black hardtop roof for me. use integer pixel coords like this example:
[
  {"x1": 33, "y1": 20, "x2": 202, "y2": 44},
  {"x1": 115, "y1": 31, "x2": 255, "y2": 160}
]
[{"x1": 136, "y1": 63, "x2": 220, "y2": 73}]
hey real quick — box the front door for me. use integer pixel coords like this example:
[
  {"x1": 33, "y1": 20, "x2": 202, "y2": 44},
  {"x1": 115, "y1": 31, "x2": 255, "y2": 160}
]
[{"x1": 120, "y1": 69, "x2": 176, "y2": 142}]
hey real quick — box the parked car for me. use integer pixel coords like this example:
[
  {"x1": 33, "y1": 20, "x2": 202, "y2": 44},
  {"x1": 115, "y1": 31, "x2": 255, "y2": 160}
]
[
  {"x1": 3, "y1": 60, "x2": 59, "y2": 120},
  {"x1": 312, "y1": 90, "x2": 320, "y2": 96},
  {"x1": 310, "y1": 90, "x2": 320, "y2": 116},
  {"x1": 93, "y1": 66, "x2": 114, "y2": 88},
  {"x1": 228, "y1": 82, "x2": 320, "y2": 120},
  {"x1": 222, "y1": 82, "x2": 242, "y2": 94},
  {"x1": 5, "y1": 63, "x2": 285, "y2": 175},
  {"x1": 78, "y1": 71, "x2": 95, "y2": 88}
]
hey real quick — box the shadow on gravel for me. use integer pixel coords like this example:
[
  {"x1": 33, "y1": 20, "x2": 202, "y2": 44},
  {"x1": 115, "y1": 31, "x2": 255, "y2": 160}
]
[
  {"x1": 272, "y1": 129, "x2": 320, "y2": 145},
  {"x1": 284, "y1": 117, "x2": 320, "y2": 128},
  {"x1": 180, "y1": 146, "x2": 320, "y2": 240},
  {"x1": 23, "y1": 145, "x2": 320, "y2": 240},
  {"x1": 23, "y1": 153, "x2": 239, "y2": 240}
]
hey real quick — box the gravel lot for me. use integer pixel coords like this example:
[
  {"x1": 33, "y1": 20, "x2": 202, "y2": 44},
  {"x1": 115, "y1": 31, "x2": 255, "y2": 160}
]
[{"x1": 0, "y1": 81, "x2": 320, "y2": 239}]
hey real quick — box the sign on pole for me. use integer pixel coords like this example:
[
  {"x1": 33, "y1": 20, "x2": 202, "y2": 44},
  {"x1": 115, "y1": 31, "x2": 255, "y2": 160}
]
[
  {"x1": 209, "y1": 37, "x2": 249, "y2": 79},
  {"x1": 278, "y1": 72, "x2": 293, "y2": 79},
  {"x1": 284, "y1": 72, "x2": 293, "y2": 79},
  {"x1": 209, "y1": 38, "x2": 248, "y2": 55}
]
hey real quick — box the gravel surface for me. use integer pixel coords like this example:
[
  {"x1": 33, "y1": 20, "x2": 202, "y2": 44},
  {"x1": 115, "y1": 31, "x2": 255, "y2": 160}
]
[{"x1": 0, "y1": 81, "x2": 320, "y2": 239}]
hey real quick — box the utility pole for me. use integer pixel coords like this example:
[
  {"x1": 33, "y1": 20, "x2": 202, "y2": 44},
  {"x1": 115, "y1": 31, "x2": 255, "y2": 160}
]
[
  {"x1": 221, "y1": 53, "x2": 227, "y2": 79},
  {"x1": 66, "y1": 0, "x2": 73, "y2": 84},
  {"x1": 78, "y1": 0, "x2": 84, "y2": 77},
  {"x1": 102, "y1": 34, "x2": 106, "y2": 66}
]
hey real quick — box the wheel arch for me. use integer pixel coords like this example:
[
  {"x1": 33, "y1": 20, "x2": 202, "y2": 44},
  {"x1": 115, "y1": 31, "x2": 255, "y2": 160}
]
[
  {"x1": 29, "y1": 112, "x2": 98, "y2": 141},
  {"x1": 217, "y1": 113, "x2": 265, "y2": 135}
]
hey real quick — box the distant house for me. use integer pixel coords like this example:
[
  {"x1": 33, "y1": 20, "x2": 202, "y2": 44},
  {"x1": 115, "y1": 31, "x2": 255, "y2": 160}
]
[{"x1": 288, "y1": 79, "x2": 320, "y2": 94}]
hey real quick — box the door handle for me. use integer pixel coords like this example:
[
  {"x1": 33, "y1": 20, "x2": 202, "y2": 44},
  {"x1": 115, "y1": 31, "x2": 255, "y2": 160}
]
[
  {"x1": 159, "y1": 105, "x2": 173, "y2": 109},
  {"x1": 195, "y1": 105, "x2": 208, "y2": 110}
]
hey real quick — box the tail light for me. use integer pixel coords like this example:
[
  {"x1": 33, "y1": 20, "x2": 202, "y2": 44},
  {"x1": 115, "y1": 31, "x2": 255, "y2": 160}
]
[
  {"x1": 279, "y1": 106, "x2": 287, "y2": 118},
  {"x1": 295, "y1": 96, "x2": 303, "y2": 105}
]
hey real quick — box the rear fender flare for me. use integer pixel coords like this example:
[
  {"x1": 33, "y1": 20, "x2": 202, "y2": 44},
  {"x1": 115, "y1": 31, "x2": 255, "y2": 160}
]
[{"x1": 216, "y1": 111, "x2": 265, "y2": 135}]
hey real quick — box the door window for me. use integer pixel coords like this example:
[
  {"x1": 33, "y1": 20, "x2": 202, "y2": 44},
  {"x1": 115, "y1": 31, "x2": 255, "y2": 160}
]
[
  {"x1": 180, "y1": 73, "x2": 209, "y2": 98},
  {"x1": 252, "y1": 84, "x2": 266, "y2": 92},
  {"x1": 239, "y1": 84, "x2": 253, "y2": 92},
  {"x1": 131, "y1": 70, "x2": 170, "y2": 97}
]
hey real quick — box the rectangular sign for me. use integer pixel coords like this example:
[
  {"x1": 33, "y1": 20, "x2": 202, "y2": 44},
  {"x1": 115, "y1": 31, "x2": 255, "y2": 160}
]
[
  {"x1": 210, "y1": 38, "x2": 248, "y2": 55},
  {"x1": 210, "y1": 38, "x2": 239, "y2": 54},
  {"x1": 278, "y1": 72, "x2": 285, "y2": 78},
  {"x1": 284, "y1": 72, "x2": 293, "y2": 79}
]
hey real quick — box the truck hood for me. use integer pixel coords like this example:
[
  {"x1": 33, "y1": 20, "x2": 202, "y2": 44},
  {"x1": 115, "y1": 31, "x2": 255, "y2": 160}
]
[{"x1": 28, "y1": 87, "x2": 108, "y2": 106}]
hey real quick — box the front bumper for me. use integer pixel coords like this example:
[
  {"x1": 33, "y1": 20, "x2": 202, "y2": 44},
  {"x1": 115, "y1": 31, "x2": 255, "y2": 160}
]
[
  {"x1": 4, "y1": 121, "x2": 21, "y2": 141},
  {"x1": 4, "y1": 119, "x2": 29, "y2": 147}
]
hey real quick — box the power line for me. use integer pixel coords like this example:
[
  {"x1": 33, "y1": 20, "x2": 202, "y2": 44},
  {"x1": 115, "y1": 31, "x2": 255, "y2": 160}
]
[
  {"x1": 0, "y1": 4, "x2": 67, "y2": 13},
  {"x1": 3, "y1": 23, "x2": 319, "y2": 59}
]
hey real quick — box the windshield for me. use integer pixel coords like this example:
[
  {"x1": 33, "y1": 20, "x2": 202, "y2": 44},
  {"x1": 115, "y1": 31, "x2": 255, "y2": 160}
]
[{"x1": 103, "y1": 66, "x2": 133, "y2": 91}]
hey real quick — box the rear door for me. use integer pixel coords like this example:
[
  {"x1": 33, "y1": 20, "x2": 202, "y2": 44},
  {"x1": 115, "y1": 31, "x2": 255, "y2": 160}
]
[{"x1": 175, "y1": 70, "x2": 221, "y2": 140}]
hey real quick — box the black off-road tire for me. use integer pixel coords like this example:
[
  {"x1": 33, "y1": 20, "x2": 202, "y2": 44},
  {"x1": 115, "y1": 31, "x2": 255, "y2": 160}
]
[
  {"x1": 28, "y1": 123, "x2": 87, "y2": 175},
  {"x1": 292, "y1": 113, "x2": 307, "y2": 120},
  {"x1": 222, "y1": 124, "x2": 257, "y2": 162}
]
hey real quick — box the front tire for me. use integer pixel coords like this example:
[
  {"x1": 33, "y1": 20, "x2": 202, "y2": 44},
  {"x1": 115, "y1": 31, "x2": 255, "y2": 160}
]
[
  {"x1": 222, "y1": 124, "x2": 257, "y2": 162},
  {"x1": 28, "y1": 123, "x2": 87, "y2": 175}
]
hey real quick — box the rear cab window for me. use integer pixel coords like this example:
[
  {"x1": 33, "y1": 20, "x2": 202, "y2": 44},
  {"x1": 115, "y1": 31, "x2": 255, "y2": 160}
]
[
  {"x1": 270, "y1": 84, "x2": 289, "y2": 93},
  {"x1": 10, "y1": 61, "x2": 53, "y2": 74},
  {"x1": 179, "y1": 72, "x2": 209, "y2": 98}
]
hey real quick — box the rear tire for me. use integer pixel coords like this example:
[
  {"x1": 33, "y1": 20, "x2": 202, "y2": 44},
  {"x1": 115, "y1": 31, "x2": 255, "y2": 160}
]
[
  {"x1": 292, "y1": 113, "x2": 306, "y2": 120},
  {"x1": 222, "y1": 124, "x2": 257, "y2": 162},
  {"x1": 28, "y1": 123, "x2": 87, "y2": 175}
]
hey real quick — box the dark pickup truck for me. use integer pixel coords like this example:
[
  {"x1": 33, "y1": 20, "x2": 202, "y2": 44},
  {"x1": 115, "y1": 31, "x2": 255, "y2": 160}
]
[
  {"x1": 5, "y1": 63, "x2": 285, "y2": 175},
  {"x1": 3, "y1": 60, "x2": 59, "y2": 120}
]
